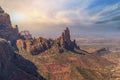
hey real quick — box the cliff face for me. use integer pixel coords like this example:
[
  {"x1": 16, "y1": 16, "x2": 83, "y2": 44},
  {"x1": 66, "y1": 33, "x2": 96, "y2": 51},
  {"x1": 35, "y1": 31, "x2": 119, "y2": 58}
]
[
  {"x1": 17, "y1": 28, "x2": 79, "y2": 55},
  {"x1": 57, "y1": 27, "x2": 79, "y2": 51},
  {"x1": 0, "y1": 38, "x2": 44, "y2": 80},
  {"x1": 0, "y1": 7, "x2": 19, "y2": 45},
  {"x1": 17, "y1": 37, "x2": 53, "y2": 55}
]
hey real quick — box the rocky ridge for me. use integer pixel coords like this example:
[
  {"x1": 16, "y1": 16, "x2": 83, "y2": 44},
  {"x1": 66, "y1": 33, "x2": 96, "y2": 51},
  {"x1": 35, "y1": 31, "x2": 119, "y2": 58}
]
[
  {"x1": 57, "y1": 27, "x2": 79, "y2": 50},
  {"x1": 17, "y1": 27, "x2": 79, "y2": 55}
]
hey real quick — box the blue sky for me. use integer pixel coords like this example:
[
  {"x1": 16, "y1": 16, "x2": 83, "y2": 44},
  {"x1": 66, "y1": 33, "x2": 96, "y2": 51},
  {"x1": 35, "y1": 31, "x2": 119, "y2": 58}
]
[{"x1": 0, "y1": 0, "x2": 120, "y2": 38}]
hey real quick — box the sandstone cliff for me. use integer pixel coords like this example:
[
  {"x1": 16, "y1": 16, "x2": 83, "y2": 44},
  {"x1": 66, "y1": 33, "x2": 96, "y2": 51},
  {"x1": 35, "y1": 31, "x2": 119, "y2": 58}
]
[
  {"x1": 57, "y1": 27, "x2": 79, "y2": 50},
  {"x1": 0, "y1": 6, "x2": 19, "y2": 46},
  {"x1": 17, "y1": 28, "x2": 79, "y2": 55}
]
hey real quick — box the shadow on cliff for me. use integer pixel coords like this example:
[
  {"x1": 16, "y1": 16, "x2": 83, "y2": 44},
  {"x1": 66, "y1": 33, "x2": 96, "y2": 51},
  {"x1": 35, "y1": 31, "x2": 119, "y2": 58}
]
[{"x1": 12, "y1": 53, "x2": 45, "y2": 80}]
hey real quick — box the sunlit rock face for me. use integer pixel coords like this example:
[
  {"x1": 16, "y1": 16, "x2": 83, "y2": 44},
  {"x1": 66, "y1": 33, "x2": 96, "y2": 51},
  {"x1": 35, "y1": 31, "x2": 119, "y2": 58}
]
[
  {"x1": 17, "y1": 28, "x2": 79, "y2": 55},
  {"x1": 17, "y1": 37, "x2": 54, "y2": 55},
  {"x1": 0, "y1": 7, "x2": 19, "y2": 46},
  {"x1": 57, "y1": 27, "x2": 79, "y2": 51}
]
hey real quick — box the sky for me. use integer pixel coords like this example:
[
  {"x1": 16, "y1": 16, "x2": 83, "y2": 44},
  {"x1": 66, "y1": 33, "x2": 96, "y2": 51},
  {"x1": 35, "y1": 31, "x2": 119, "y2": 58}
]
[{"x1": 0, "y1": 0, "x2": 120, "y2": 38}]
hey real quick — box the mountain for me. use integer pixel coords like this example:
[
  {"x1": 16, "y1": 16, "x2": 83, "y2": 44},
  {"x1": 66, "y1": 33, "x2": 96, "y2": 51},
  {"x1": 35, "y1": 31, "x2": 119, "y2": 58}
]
[
  {"x1": 0, "y1": 6, "x2": 19, "y2": 46},
  {"x1": 0, "y1": 7, "x2": 114, "y2": 80},
  {"x1": 16, "y1": 28, "x2": 113, "y2": 80},
  {"x1": 16, "y1": 27, "x2": 79, "y2": 55}
]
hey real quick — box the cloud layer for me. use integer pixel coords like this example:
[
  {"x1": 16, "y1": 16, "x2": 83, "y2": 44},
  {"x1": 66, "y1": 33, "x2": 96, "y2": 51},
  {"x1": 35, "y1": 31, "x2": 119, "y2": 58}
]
[{"x1": 0, "y1": 0, "x2": 120, "y2": 37}]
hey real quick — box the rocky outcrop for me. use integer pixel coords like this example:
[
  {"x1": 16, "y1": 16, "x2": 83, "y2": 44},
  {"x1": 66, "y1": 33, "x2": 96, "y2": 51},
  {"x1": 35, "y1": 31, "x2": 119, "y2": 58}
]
[
  {"x1": 0, "y1": 6, "x2": 19, "y2": 46},
  {"x1": 57, "y1": 27, "x2": 79, "y2": 51},
  {"x1": 17, "y1": 28, "x2": 79, "y2": 55},
  {"x1": 0, "y1": 38, "x2": 45, "y2": 80},
  {"x1": 17, "y1": 37, "x2": 54, "y2": 55},
  {"x1": 94, "y1": 48, "x2": 110, "y2": 55},
  {"x1": 19, "y1": 30, "x2": 32, "y2": 39}
]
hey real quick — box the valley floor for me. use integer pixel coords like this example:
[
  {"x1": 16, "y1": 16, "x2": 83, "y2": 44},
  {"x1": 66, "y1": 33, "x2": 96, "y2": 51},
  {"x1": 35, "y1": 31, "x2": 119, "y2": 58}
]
[
  {"x1": 110, "y1": 60, "x2": 120, "y2": 80},
  {"x1": 77, "y1": 38, "x2": 120, "y2": 80}
]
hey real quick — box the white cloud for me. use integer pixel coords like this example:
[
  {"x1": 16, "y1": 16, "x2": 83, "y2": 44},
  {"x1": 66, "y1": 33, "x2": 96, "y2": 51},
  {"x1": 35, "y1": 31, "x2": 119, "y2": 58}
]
[
  {"x1": 93, "y1": 2, "x2": 120, "y2": 21},
  {"x1": 0, "y1": 0, "x2": 120, "y2": 29},
  {"x1": 0, "y1": 0, "x2": 96, "y2": 24}
]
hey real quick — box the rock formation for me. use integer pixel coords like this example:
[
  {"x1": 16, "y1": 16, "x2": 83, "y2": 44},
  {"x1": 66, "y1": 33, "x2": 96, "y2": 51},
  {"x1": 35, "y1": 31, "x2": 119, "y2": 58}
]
[
  {"x1": 0, "y1": 38, "x2": 45, "y2": 80},
  {"x1": 41, "y1": 63, "x2": 71, "y2": 80},
  {"x1": 57, "y1": 27, "x2": 79, "y2": 51},
  {"x1": 94, "y1": 48, "x2": 110, "y2": 55},
  {"x1": 19, "y1": 30, "x2": 32, "y2": 39},
  {"x1": 17, "y1": 37, "x2": 54, "y2": 55},
  {"x1": 0, "y1": 6, "x2": 19, "y2": 46},
  {"x1": 17, "y1": 28, "x2": 79, "y2": 55}
]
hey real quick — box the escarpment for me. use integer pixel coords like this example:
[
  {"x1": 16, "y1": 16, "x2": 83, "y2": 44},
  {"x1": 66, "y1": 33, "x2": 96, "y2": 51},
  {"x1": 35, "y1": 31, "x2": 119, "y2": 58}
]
[
  {"x1": 17, "y1": 28, "x2": 80, "y2": 55},
  {"x1": 0, "y1": 7, "x2": 19, "y2": 46}
]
